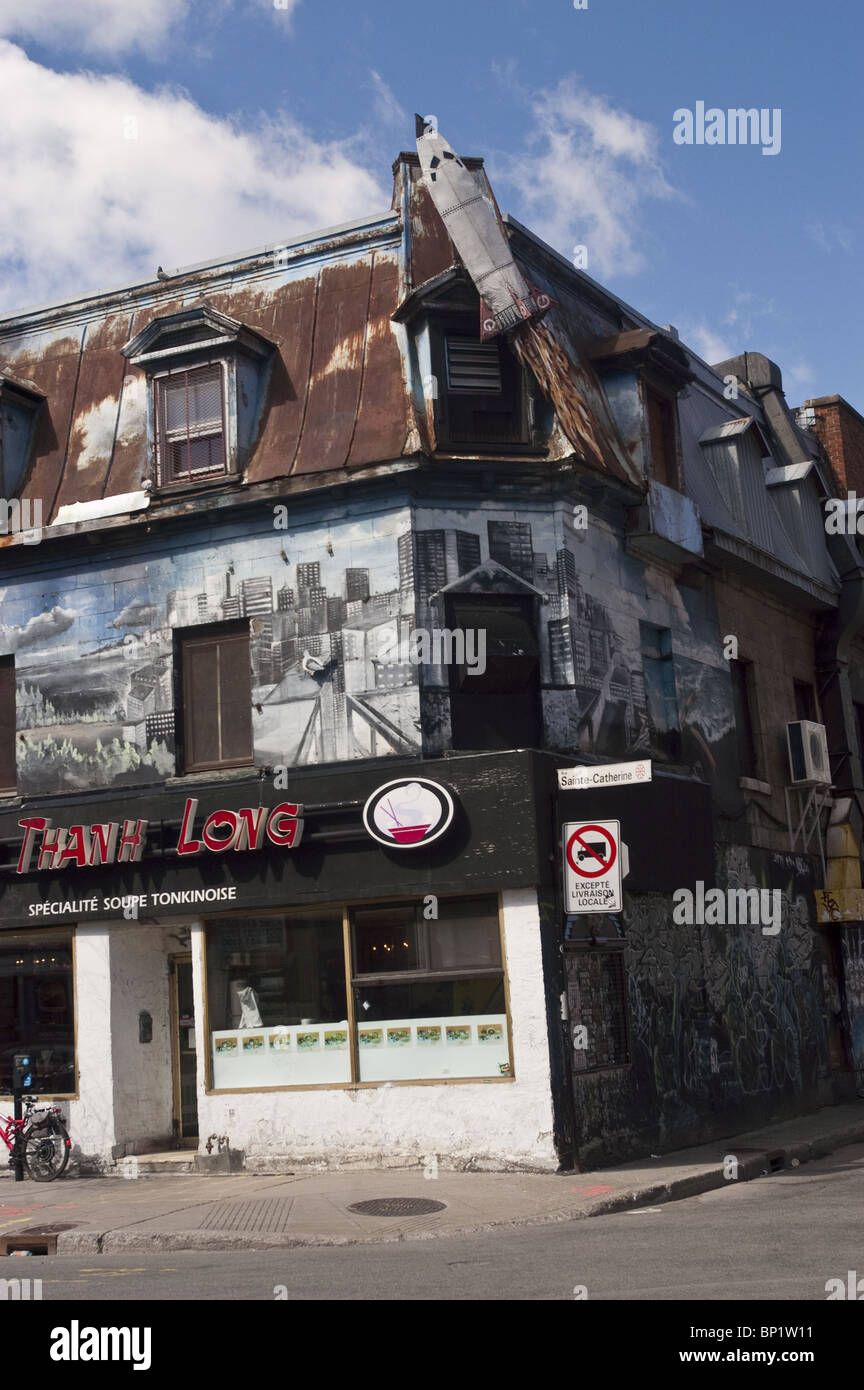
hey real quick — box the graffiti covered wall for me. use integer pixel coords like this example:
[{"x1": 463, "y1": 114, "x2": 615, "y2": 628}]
[{"x1": 572, "y1": 848, "x2": 833, "y2": 1167}]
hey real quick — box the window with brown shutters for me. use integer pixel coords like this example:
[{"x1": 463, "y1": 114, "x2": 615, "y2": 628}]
[
  {"x1": 156, "y1": 364, "x2": 226, "y2": 486},
  {"x1": 180, "y1": 627, "x2": 253, "y2": 772},
  {"x1": 0, "y1": 656, "x2": 16, "y2": 793}
]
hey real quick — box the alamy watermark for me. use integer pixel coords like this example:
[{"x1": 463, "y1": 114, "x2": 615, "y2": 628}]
[
  {"x1": 0, "y1": 498, "x2": 42, "y2": 545},
  {"x1": 825, "y1": 494, "x2": 864, "y2": 534},
  {"x1": 376, "y1": 627, "x2": 486, "y2": 675},
  {"x1": 673, "y1": 103, "x2": 781, "y2": 156},
  {"x1": 672, "y1": 882, "x2": 782, "y2": 935},
  {"x1": 825, "y1": 1271, "x2": 864, "y2": 1300}
]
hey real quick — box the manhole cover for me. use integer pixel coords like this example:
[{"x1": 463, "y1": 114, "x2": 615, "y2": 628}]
[{"x1": 347, "y1": 1197, "x2": 446, "y2": 1217}]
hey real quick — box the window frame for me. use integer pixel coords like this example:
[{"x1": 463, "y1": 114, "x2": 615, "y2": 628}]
[
  {"x1": 350, "y1": 897, "x2": 504, "y2": 986},
  {"x1": 430, "y1": 312, "x2": 537, "y2": 453},
  {"x1": 730, "y1": 656, "x2": 761, "y2": 780},
  {"x1": 177, "y1": 621, "x2": 254, "y2": 774},
  {"x1": 443, "y1": 591, "x2": 543, "y2": 751},
  {"x1": 0, "y1": 931, "x2": 77, "y2": 1100},
  {"x1": 793, "y1": 679, "x2": 818, "y2": 724},
  {"x1": 153, "y1": 360, "x2": 230, "y2": 490},
  {"x1": 201, "y1": 892, "x2": 514, "y2": 1093},
  {"x1": 643, "y1": 381, "x2": 680, "y2": 489}
]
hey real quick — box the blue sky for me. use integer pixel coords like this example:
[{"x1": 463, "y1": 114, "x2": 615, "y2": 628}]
[{"x1": 1, "y1": 0, "x2": 861, "y2": 409}]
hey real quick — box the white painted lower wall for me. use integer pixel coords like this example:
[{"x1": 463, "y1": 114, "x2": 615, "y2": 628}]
[
  {"x1": 108, "y1": 922, "x2": 176, "y2": 1153},
  {"x1": 67, "y1": 924, "x2": 115, "y2": 1163},
  {"x1": 69, "y1": 920, "x2": 179, "y2": 1167},
  {"x1": 192, "y1": 887, "x2": 558, "y2": 1172}
]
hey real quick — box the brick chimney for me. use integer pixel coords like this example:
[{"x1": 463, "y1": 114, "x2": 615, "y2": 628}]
[{"x1": 800, "y1": 395, "x2": 864, "y2": 494}]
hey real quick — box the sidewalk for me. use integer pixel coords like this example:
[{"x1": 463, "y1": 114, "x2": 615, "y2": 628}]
[{"x1": 2, "y1": 1101, "x2": 863, "y2": 1254}]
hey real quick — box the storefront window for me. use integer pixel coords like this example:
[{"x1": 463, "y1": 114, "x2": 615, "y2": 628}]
[
  {"x1": 205, "y1": 895, "x2": 511, "y2": 1090},
  {"x1": 0, "y1": 935, "x2": 75, "y2": 1095},
  {"x1": 206, "y1": 912, "x2": 349, "y2": 1088},
  {"x1": 351, "y1": 897, "x2": 509, "y2": 1082}
]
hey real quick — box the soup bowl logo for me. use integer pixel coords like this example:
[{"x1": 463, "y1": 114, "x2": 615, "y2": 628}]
[{"x1": 362, "y1": 779, "x2": 455, "y2": 850}]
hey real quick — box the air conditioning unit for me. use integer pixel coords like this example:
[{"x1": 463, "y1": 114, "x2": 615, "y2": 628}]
[{"x1": 786, "y1": 721, "x2": 831, "y2": 786}]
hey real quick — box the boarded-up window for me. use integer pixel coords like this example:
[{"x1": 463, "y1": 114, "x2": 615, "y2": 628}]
[
  {"x1": 646, "y1": 386, "x2": 677, "y2": 487},
  {"x1": 0, "y1": 656, "x2": 15, "y2": 792},
  {"x1": 566, "y1": 949, "x2": 630, "y2": 1071},
  {"x1": 181, "y1": 628, "x2": 252, "y2": 772},
  {"x1": 157, "y1": 365, "x2": 226, "y2": 486}
]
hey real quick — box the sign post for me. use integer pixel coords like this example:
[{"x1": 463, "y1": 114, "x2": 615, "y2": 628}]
[{"x1": 563, "y1": 820, "x2": 623, "y2": 913}]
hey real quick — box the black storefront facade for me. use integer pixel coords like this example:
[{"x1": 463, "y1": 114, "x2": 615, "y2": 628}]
[{"x1": 0, "y1": 746, "x2": 739, "y2": 1174}]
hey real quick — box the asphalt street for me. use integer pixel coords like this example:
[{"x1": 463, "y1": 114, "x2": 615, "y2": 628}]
[{"x1": 17, "y1": 1142, "x2": 864, "y2": 1302}]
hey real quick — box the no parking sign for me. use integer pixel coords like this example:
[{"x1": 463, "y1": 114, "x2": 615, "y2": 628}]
[{"x1": 563, "y1": 820, "x2": 622, "y2": 912}]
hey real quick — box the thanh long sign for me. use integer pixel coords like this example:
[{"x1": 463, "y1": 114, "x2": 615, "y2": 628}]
[{"x1": 16, "y1": 798, "x2": 304, "y2": 873}]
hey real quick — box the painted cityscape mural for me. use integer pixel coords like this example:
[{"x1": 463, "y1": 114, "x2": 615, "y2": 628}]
[{"x1": 0, "y1": 501, "x2": 735, "y2": 796}]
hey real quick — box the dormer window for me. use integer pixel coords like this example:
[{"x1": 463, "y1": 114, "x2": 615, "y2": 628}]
[
  {"x1": 435, "y1": 320, "x2": 530, "y2": 449},
  {"x1": 122, "y1": 305, "x2": 273, "y2": 492},
  {"x1": 0, "y1": 374, "x2": 43, "y2": 498},
  {"x1": 589, "y1": 328, "x2": 692, "y2": 491},
  {"x1": 156, "y1": 364, "x2": 226, "y2": 485},
  {"x1": 391, "y1": 268, "x2": 542, "y2": 455}
]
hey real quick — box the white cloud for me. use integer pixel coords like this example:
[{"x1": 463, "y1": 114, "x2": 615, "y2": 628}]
[
  {"x1": 681, "y1": 323, "x2": 736, "y2": 367},
  {"x1": 0, "y1": 41, "x2": 388, "y2": 315},
  {"x1": 368, "y1": 70, "x2": 406, "y2": 129},
  {"x1": 805, "y1": 220, "x2": 854, "y2": 254},
  {"x1": 111, "y1": 600, "x2": 158, "y2": 630},
  {"x1": 499, "y1": 77, "x2": 678, "y2": 277},
  {"x1": 785, "y1": 361, "x2": 816, "y2": 392},
  {"x1": 0, "y1": 0, "x2": 192, "y2": 56},
  {"x1": 2, "y1": 605, "x2": 77, "y2": 651}
]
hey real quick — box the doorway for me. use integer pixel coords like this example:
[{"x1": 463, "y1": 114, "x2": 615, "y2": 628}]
[{"x1": 170, "y1": 956, "x2": 198, "y2": 1145}]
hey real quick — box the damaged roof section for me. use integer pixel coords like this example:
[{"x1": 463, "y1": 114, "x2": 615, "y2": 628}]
[
  {"x1": 0, "y1": 217, "x2": 416, "y2": 522},
  {"x1": 394, "y1": 146, "x2": 641, "y2": 487}
]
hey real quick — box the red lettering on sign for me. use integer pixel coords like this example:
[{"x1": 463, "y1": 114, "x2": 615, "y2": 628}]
[
  {"x1": 266, "y1": 803, "x2": 304, "y2": 848},
  {"x1": 16, "y1": 818, "x2": 49, "y2": 875},
  {"x1": 177, "y1": 798, "x2": 201, "y2": 856},
  {"x1": 56, "y1": 825, "x2": 91, "y2": 870},
  {"x1": 117, "y1": 819, "x2": 148, "y2": 864},
  {"x1": 89, "y1": 823, "x2": 119, "y2": 866},
  {"x1": 202, "y1": 810, "x2": 240, "y2": 852},
  {"x1": 235, "y1": 807, "x2": 267, "y2": 852},
  {"x1": 38, "y1": 825, "x2": 66, "y2": 872}
]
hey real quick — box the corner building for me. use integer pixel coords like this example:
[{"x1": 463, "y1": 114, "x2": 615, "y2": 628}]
[{"x1": 0, "y1": 147, "x2": 859, "y2": 1172}]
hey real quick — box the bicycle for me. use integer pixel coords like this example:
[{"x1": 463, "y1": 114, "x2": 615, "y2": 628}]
[{"x1": 0, "y1": 1095, "x2": 71, "y2": 1181}]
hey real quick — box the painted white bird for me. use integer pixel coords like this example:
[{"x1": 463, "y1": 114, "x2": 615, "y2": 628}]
[{"x1": 301, "y1": 649, "x2": 327, "y2": 675}]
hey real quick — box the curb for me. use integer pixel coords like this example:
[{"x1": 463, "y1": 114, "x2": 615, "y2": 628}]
[{"x1": 47, "y1": 1122, "x2": 864, "y2": 1253}]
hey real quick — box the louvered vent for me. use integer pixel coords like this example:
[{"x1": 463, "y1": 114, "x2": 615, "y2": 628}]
[{"x1": 445, "y1": 338, "x2": 502, "y2": 394}]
